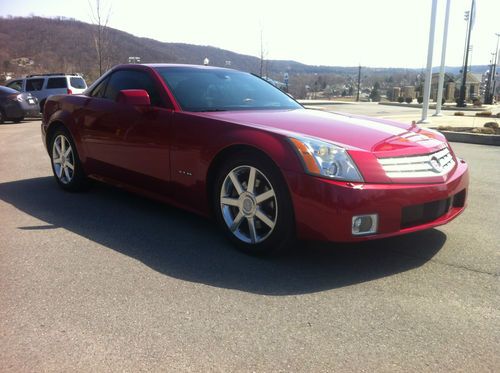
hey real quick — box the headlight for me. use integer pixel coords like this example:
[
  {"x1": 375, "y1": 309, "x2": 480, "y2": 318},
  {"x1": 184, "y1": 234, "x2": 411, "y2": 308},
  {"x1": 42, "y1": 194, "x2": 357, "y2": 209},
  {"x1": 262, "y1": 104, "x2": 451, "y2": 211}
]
[{"x1": 289, "y1": 136, "x2": 363, "y2": 182}]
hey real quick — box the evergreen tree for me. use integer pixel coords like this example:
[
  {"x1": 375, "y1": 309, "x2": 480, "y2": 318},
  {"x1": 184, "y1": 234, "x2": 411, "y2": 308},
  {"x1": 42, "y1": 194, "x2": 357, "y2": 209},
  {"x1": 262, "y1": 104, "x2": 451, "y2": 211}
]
[{"x1": 369, "y1": 82, "x2": 381, "y2": 102}]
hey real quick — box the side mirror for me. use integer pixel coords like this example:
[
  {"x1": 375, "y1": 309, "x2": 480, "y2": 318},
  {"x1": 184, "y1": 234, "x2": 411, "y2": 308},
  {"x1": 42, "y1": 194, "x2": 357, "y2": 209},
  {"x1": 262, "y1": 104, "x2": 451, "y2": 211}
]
[{"x1": 117, "y1": 89, "x2": 151, "y2": 106}]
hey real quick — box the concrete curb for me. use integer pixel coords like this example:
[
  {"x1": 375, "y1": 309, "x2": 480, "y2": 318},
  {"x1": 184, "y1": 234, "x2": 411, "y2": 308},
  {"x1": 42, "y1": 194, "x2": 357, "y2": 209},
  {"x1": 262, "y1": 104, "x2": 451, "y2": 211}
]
[
  {"x1": 438, "y1": 131, "x2": 500, "y2": 146},
  {"x1": 378, "y1": 102, "x2": 491, "y2": 112}
]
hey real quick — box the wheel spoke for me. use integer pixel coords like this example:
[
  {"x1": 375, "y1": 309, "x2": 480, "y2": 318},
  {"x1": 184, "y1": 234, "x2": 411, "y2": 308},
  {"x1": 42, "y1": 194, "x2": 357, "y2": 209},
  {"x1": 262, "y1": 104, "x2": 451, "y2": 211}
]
[
  {"x1": 247, "y1": 217, "x2": 257, "y2": 243},
  {"x1": 66, "y1": 162, "x2": 74, "y2": 170},
  {"x1": 64, "y1": 147, "x2": 72, "y2": 157},
  {"x1": 255, "y1": 189, "x2": 275, "y2": 204},
  {"x1": 229, "y1": 171, "x2": 244, "y2": 195},
  {"x1": 230, "y1": 211, "x2": 244, "y2": 232},
  {"x1": 60, "y1": 137, "x2": 66, "y2": 154},
  {"x1": 256, "y1": 208, "x2": 275, "y2": 229},
  {"x1": 56, "y1": 165, "x2": 63, "y2": 178},
  {"x1": 247, "y1": 166, "x2": 256, "y2": 193},
  {"x1": 63, "y1": 166, "x2": 71, "y2": 181},
  {"x1": 221, "y1": 197, "x2": 239, "y2": 207},
  {"x1": 53, "y1": 157, "x2": 62, "y2": 165},
  {"x1": 54, "y1": 141, "x2": 62, "y2": 157}
]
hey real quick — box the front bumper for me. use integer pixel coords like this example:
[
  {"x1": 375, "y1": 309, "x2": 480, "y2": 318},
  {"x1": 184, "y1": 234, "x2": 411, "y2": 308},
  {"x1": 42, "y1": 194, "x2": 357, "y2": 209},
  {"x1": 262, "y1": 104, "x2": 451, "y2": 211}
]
[{"x1": 285, "y1": 159, "x2": 469, "y2": 242}]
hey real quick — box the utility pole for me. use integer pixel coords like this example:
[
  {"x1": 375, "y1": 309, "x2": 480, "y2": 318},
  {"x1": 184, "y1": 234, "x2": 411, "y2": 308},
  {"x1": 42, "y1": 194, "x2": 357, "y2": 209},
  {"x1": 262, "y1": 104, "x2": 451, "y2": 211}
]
[
  {"x1": 356, "y1": 65, "x2": 361, "y2": 102},
  {"x1": 434, "y1": 0, "x2": 451, "y2": 116},
  {"x1": 458, "y1": 0, "x2": 475, "y2": 107},
  {"x1": 419, "y1": 0, "x2": 437, "y2": 123}
]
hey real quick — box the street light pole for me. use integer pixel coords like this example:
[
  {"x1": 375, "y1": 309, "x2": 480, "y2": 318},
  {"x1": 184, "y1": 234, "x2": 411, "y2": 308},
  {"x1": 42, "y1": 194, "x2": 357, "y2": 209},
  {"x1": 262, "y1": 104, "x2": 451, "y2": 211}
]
[
  {"x1": 489, "y1": 33, "x2": 500, "y2": 104},
  {"x1": 484, "y1": 54, "x2": 494, "y2": 104},
  {"x1": 419, "y1": 0, "x2": 438, "y2": 123},
  {"x1": 356, "y1": 65, "x2": 361, "y2": 102},
  {"x1": 434, "y1": 0, "x2": 451, "y2": 116},
  {"x1": 458, "y1": 0, "x2": 475, "y2": 107}
]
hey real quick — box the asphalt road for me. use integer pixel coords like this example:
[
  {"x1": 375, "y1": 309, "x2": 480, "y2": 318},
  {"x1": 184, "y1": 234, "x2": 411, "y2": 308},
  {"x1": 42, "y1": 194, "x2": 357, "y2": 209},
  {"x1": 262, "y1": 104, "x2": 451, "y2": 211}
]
[
  {"x1": 1, "y1": 120, "x2": 498, "y2": 372},
  {"x1": 311, "y1": 101, "x2": 500, "y2": 119}
]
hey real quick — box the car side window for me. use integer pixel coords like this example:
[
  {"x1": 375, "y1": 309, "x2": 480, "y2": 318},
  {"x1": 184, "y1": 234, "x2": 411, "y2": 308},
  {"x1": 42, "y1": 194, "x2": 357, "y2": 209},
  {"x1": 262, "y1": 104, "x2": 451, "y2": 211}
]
[
  {"x1": 26, "y1": 78, "x2": 45, "y2": 91},
  {"x1": 7, "y1": 80, "x2": 23, "y2": 91},
  {"x1": 89, "y1": 78, "x2": 109, "y2": 98},
  {"x1": 70, "y1": 77, "x2": 86, "y2": 89},
  {"x1": 47, "y1": 77, "x2": 68, "y2": 89},
  {"x1": 103, "y1": 70, "x2": 162, "y2": 107}
]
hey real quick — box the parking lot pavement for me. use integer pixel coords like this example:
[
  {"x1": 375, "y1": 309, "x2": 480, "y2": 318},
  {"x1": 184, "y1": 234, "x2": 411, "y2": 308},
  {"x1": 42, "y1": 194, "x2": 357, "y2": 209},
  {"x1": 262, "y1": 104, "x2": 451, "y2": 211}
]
[
  {"x1": 0, "y1": 120, "x2": 498, "y2": 372},
  {"x1": 314, "y1": 102, "x2": 500, "y2": 128}
]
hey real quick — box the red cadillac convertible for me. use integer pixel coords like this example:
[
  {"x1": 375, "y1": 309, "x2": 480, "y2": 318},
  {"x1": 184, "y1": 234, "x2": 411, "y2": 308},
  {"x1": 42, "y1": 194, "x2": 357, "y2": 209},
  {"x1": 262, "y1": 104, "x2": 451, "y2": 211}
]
[{"x1": 42, "y1": 64, "x2": 469, "y2": 255}]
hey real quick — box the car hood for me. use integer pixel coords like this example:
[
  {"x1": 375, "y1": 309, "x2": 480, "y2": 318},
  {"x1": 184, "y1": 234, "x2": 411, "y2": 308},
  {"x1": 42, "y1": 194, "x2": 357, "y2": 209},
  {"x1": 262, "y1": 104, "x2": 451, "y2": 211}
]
[{"x1": 203, "y1": 108, "x2": 447, "y2": 157}]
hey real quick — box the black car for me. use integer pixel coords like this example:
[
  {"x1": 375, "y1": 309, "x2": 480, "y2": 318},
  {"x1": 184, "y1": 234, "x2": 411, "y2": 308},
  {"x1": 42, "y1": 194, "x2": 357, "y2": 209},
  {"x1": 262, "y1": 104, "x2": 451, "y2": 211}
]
[{"x1": 0, "y1": 86, "x2": 39, "y2": 123}]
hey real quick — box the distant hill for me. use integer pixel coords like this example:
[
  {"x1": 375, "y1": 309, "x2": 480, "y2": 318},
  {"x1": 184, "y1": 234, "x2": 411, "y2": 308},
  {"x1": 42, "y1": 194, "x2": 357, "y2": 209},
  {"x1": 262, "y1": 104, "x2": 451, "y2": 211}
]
[
  {"x1": 0, "y1": 16, "x2": 488, "y2": 85},
  {"x1": 0, "y1": 16, "x2": 313, "y2": 81}
]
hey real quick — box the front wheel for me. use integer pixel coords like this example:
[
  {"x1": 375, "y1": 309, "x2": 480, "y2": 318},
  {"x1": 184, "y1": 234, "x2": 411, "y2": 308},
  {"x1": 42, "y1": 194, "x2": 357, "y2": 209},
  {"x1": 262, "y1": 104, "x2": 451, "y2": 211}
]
[
  {"x1": 214, "y1": 153, "x2": 295, "y2": 256},
  {"x1": 49, "y1": 128, "x2": 89, "y2": 191}
]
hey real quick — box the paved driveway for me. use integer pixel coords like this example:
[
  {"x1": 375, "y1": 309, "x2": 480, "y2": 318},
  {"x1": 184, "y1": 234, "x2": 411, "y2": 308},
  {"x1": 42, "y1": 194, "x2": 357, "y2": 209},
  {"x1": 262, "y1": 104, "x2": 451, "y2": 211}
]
[{"x1": 0, "y1": 120, "x2": 498, "y2": 372}]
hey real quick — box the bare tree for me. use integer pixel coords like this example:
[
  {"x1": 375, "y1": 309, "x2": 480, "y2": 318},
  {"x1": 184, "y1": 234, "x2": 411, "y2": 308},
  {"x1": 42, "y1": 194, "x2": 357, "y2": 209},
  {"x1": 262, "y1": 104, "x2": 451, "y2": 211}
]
[
  {"x1": 88, "y1": 0, "x2": 111, "y2": 76},
  {"x1": 259, "y1": 25, "x2": 269, "y2": 77},
  {"x1": 259, "y1": 27, "x2": 264, "y2": 77}
]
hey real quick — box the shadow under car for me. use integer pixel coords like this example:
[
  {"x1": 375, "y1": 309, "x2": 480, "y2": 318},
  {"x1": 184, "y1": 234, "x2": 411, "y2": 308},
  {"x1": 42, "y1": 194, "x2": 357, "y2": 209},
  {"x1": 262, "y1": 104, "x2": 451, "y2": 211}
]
[{"x1": 0, "y1": 177, "x2": 446, "y2": 295}]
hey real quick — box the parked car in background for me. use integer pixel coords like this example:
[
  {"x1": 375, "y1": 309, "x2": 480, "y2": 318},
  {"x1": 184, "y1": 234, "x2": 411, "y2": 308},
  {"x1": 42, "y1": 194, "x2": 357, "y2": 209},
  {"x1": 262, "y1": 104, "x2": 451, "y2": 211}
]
[
  {"x1": 6, "y1": 73, "x2": 87, "y2": 111},
  {"x1": 0, "y1": 86, "x2": 39, "y2": 123},
  {"x1": 41, "y1": 64, "x2": 469, "y2": 255}
]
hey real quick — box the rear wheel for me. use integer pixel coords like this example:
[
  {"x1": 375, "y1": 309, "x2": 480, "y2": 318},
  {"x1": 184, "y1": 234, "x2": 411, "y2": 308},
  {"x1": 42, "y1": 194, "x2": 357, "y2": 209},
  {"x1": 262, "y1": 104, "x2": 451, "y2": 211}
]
[
  {"x1": 13, "y1": 117, "x2": 24, "y2": 123},
  {"x1": 213, "y1": 152, "x2": 295, "y2": 255},
  {"x1": 49, "y1": 127, "x2": 88, "y2": 191},
  {"x1": 0, "y1": 109, "x2": 5, "y2": 124}
]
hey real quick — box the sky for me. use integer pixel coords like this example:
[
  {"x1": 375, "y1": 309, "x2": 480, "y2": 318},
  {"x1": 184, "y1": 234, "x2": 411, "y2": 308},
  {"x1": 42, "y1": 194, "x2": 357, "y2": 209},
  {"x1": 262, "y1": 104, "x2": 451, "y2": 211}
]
[{"x1": 1, "y1": 0, "x2": 499, "y2": 68}]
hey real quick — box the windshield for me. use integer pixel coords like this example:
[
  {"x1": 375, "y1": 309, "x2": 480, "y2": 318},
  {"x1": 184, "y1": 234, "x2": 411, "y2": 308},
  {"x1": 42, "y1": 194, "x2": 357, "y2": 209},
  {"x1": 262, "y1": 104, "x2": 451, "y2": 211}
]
[
  {"x1": 0, "y1": 86, "x2": 20, "y2": 95},
  {"x1": 155, "y1": 67, "x2": 301, "y2": 112}
]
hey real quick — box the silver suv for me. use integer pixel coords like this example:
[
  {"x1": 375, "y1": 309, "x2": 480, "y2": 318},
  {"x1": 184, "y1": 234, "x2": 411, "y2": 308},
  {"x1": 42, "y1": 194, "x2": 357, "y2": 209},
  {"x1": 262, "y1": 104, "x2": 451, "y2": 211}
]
[{"x1": 6, "y1": 73, "x2": 87, "y2": 110}]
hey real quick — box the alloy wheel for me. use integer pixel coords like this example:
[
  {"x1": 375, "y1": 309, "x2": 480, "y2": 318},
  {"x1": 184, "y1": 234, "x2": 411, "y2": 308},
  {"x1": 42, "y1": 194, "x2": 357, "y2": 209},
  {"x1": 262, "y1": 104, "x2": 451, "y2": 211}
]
[
  {"x1": 220, "y1": 165, "x2": 278, "y2": 244},
  {"x1": 52, "y1": 134, "x2": 75, "y2": 184}
]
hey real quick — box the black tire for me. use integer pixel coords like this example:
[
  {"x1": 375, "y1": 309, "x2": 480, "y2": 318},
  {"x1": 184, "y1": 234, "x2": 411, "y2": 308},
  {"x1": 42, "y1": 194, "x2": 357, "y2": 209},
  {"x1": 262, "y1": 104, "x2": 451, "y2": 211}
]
[
  {"x1": 0, "y1": 109, "x2": 5, "y2": 124},
  {"x1": 213, "y1": 151, "x2": 295, "y2": 256},
  {"x1": 49, "y1": 127, "x2": 89, "y2": 192},
  {"x1": 13, "y1": 117, "x2": 24, "y2": 123}
]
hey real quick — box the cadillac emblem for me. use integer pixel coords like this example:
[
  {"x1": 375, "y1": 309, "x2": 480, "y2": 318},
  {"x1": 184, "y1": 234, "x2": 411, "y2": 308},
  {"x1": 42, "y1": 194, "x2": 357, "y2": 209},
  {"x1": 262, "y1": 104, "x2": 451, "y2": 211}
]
[{"x1": 430, "y1": 156, "x2": 443, "y2": 173}]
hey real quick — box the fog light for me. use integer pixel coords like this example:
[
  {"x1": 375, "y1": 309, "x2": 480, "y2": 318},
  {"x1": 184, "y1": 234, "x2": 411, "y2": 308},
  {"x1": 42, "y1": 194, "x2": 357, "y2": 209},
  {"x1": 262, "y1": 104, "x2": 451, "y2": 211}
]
[{"x1": 352, "y1": 214, "x2": 378, "y2": 235}]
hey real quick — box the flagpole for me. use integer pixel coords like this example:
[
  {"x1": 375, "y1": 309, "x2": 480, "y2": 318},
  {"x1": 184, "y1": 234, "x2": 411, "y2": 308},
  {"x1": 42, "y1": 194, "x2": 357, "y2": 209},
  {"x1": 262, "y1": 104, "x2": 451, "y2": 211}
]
[
  {"x1": 419, "y1": 0, "x2": 438, "y2": 123},
  {"x1": 434, "y1": 0, "x2": 451, "y2": 116}
]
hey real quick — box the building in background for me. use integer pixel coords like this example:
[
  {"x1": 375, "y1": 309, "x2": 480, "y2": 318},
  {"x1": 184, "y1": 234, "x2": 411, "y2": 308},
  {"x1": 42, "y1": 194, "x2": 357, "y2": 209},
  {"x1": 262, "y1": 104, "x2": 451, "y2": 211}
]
[{"x1": 431, "y1": 73, "x2": 455, "y2": 102}]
